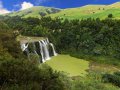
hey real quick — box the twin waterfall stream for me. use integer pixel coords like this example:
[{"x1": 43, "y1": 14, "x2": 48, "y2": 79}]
[{"x1": 21, "y1": 38, "x2": 57, "y2": 63}]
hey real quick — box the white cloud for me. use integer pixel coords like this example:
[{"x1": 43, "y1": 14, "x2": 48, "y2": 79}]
[
  {"x1": 0, "y1": 1, "x2": 10, "y2": 15},
  {"x1": 20, "y1": 1, "x2": 34, "y2": 10},
  {"x1": 0, "y1": 9, "x2": 10, "y2": 14}
]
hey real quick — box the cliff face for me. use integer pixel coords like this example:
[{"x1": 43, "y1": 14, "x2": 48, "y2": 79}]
[{"x1": 19, "y1": 36, "x2": 57, "y2": 63}]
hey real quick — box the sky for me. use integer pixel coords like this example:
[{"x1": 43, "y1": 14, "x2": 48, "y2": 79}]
[{"x1": 0, "y1": 0, "x2": 120, "y2": 14}]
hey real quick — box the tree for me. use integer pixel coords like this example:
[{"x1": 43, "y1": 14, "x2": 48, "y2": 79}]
[
  {"x1": 108, "y1": 14, "x2": 113, "y2": 18},
  {"x1": 0, "y1": 59, "x2": 71, "y2": 90}
]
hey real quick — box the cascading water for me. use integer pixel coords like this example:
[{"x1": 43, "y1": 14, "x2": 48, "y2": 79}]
[
  {"x1": 21, "y1": 43, "x2": 28, "y2": 51},
  {"x1": 20, "y1": 38, "x2": 57, "y2": 63},
  {"x1": 41, "y1": 40, "x2": 51, "y2": 60},
  {"x1": 50, "y1": 43, "x2": 57, "y2": 56},
  {"x1": 39, "y1": 41, "x2": 45, "y2": 63},
  {"x1": 21, "y1": 43, "x2": 31, "y2": 60}
]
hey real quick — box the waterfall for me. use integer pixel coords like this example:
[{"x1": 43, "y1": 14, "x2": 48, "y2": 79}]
[
  {"x1": 41, "y1": 40, "x2": 51, "y2": 60},
  {"x1": 50, "y1": 43, "x2": 57, "y2": 56},
  {"x1": 21, "y1": 43, "x2": 30, "y2": 60},
  {"x1": 21, "y1": 43, "x2": 28, "y2": 51},
  {"x1": 39, "y1": 41, "x2": 45, "y2": 63},
  {"x1": 20, "y1": 38, "x2": 57, "y2": 63}
]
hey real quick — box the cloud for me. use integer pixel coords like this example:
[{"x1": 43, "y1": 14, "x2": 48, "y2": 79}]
[
  {"x1": 20, "y1": 1, "x2": 34, "y2": 10},
  {"x1": 0, "y1": 1, "x2": 10, "y2": 15}
]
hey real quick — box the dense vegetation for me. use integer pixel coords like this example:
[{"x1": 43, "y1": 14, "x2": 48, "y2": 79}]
[
  {"x1": 0, "y1": 31, "x2": 72, "y2": 90},
  {"x1": 3, "y1": 16, "x2": 120, "y2": 63},
  {"x1": 103, "y1": 72, "x2": 120, "y2": 87},
  {"x1": 0, "y1": 16, "x2": 120, "y2": 89}
]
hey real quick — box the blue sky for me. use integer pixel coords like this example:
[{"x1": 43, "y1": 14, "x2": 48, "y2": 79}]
[{"x1": 0, "y1": 0, "x2": 120, "y2": 14}]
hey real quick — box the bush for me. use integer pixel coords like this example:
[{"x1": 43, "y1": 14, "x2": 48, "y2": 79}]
[
  {"x1": 108, "y1": 14, "x2": 113, "y2": 18},
  {"x1": 72, "y1": 72, "x2": 119, "y2": 90},
  {"x1": 103, "y1": 72, "x2": 120, "y2": 87},
  {"x1": 0, "y1": 32, "x2": 25, "y2": 59},
  {"x1": 0, "y1": 59, "x2": 71, "y2": 90}
]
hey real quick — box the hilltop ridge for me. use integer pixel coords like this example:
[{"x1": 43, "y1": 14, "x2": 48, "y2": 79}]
[
  {"x1": 6, "y1": 2, "x2": 120, "y2": 19},
  {"x1": 7, "y1": 6, "x2": 61, "y2": 18},
  {"x1": 49, "y1": 2, "x2": 120, "y2": 20}
]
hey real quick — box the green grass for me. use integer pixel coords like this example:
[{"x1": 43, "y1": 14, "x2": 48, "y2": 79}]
[
  {"x1": 7, "y1": 6, "x2": 61, "y2": 18},
  {"x1": 49, "y1": 2, "x2": 120, "y2": 20},
  {"x1": 50, "y1": 7, "x2": 120, "y2": 20},
  {"x1": 49, "y1": 5, "x2": 106, "y2": 20},
  {"x1": 5, "y1": 2, "x2": 120, "y2": 20},
  {"x1": 46, "y1": 54, "x2": 89, "y2": 77},
  {"x1": 70, "y1": 52, "x2": 120, "y2": 67}
]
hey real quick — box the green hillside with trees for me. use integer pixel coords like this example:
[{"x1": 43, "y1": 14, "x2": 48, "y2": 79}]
[
  {"x1": 6, "y1": 6, "x2": 61, "y2": 18},
  {"x1": 5, "y1": 2, "x2": 120, "y2": 20},
  {"x1": 0, "y1": 2, "x2": 120, "y2": 90},
  {"x1": 0, "y1": 15, "x2": 120, "y2": 89}
]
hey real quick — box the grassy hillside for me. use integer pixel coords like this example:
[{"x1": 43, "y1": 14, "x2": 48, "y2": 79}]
[
  {"x1": 6, "y1": 2, "x2": 120, "y2": 19},
  {"x1": 7, "y1": 6, "x2": 61, "y2": 18},
  {"x1": 46, "y1": 55, "x2": 89, "y2": 77},
  {"x1": 49, "y1": 2, "x2": 120, "y2": 20},
  {"x1": 49, "y1": 5, "x2": 106, "y2": 19}
]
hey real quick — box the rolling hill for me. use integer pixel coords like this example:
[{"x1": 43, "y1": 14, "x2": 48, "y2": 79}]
[
  {"x1": 7, "y1": 6, "x2": 61, "y2": 18},
  {"x1": 6, "y1": 2, "x2": 120, "y2": 19},
  {"x1": 49, "y1": 2, "x2": 120, "y2": 20}
]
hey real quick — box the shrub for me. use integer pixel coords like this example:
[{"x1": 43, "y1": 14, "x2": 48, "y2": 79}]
[
  {"x1": 108, "y1": 14, "x2": 113, "y2": 18},
  {"x1": 103, "y1": 72, "x2": 120, "y2": 87},
  {"x1": 0, "y1": 59, "x2": 71, "y2": 90},
  {"x1": 72, "y1": 72, "x2": 119, "y2": 90}
]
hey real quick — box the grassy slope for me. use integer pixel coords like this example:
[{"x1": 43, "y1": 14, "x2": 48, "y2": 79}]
[
  {"x1": 8, "y1": 6, "x2": 61, "y2": 18},
  {"x1": 6, "y1": 2, "x2": 120, "y2": 19},
  {"x1": 46, "y1": 55, "x2": 89, "y2": 77},
  {"x1": 49, "y1": 5, "x2": 106, "y2": 19},
  {"x1": 49, "y1": 2, "x2": 120, "y2": 20}
]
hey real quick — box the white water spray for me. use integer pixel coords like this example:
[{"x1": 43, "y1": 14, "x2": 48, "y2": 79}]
[
  {"x1": 21, "y1": 38, "x2": 57, "y2": 63},
  {"x1": 41, "y1": 40, "x2": 51, "y2": 60},
  {"x1": 50, "y1": 43, "x2": 57, "y2": 56},
  {"x1": 39, "y1": 41, "x2": 45, "y2": 63}
]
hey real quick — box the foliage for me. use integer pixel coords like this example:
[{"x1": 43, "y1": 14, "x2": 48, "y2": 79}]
[
  {"x1": 29, "y1": 53, "x2": 40, "y2": 63},
  {"x1": 0, "y1": 31, "x2": 25, "y2": 59},
  {"x1": 2, "y1": 16, "x2": 120, "y2": 65},
  {"x1": 0, "y1": 16, "x2": 120, "y2": 89},
  {"x1": 103, "y1": 72, "x2": 120, "y2": 87},
  {"x1": 0, "y1": 27, "x2": 71, "y2": 90},
  {"x1": 0, "y1": 58, "x2": 72, "y2": 90},
  {"x1": 72, "y1": 72, "x2": 119, "y2": 90},
  {"x1": 108, "y1": 14, "x2": 113, "y2": 18},
  {"x1": 69, "y1": 51, "x2": 120, "y2": 66}
]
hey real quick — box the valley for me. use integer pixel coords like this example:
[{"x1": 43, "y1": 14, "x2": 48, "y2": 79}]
[
  {"x1": 0, "y1": 1, "x2": 120, "y2": 90},
  {"x1": 46, "y1": 55, "x2": 89, "y2": 77}
]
